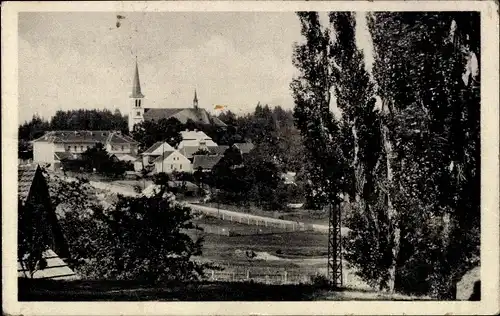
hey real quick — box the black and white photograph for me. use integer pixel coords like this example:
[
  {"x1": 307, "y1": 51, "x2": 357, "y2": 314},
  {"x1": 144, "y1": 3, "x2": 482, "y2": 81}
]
[{"x1": 2, "y1": 1, "x2": 499, "y2": 315}]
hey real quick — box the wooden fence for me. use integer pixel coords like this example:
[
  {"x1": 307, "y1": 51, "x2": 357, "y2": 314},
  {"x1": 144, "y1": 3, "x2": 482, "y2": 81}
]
[
  {"x1": 204, "y1": 266, "x2": 323, "y2": 285},
  {"x1": 189, "y1": 204, "x2": 319, "y2": 233}
]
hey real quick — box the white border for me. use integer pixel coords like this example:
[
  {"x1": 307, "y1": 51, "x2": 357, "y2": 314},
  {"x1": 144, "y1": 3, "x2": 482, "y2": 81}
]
[{"x1": 2, "y1": 1, "x2": 499, "y2": 315}]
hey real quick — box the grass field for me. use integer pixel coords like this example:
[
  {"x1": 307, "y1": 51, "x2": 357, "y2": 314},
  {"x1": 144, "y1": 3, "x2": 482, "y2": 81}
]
[{"x1": 19, "y1": 278, "x2": 430, "y2": 301}]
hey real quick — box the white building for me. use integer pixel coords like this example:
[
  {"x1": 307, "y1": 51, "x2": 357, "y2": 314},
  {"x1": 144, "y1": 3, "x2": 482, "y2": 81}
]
[
  {"x1": 32, "y1": 130, "x2": 138, "y2": 169},
  {"x1": 153, "y1": 150, "x2": 192, "y2": 174}
]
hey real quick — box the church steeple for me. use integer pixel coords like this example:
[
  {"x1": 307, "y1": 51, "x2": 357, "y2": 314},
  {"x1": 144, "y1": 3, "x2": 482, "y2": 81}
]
[
  {"x1": 128, "y1": 56, "x2": 145, "y2": 133},
  {"x1": 193, "y1": 89, "x2": 198, "y2": 109},
  {"x1": 131, "y1": 56, "x2": 144, "y2": 98}
]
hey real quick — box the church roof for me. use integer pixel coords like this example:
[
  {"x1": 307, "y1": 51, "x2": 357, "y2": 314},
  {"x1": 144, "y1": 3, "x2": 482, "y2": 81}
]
[
  {"x1": 143, "y1": 108, "x2": 227, "y2": 127},
  {"x1": 131, "y1": 59, "x2": 144, "y2": 98}
]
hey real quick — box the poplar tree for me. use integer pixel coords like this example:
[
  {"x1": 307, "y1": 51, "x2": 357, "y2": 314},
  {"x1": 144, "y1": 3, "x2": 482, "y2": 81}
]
[{"x1": 291, "y1": 12, "x2": 350, "y2": 210}]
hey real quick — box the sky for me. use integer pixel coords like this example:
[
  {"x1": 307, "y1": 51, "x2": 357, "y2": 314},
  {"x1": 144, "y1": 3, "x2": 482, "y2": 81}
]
[{"x1": 18, "y1": 12, "x2": 373, "y2": 123}]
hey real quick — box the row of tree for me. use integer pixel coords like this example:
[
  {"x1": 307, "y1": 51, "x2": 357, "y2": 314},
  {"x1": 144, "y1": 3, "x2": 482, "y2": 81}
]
[{"x1": 291, "y1": 12, "x2": 479, "y2": 298}]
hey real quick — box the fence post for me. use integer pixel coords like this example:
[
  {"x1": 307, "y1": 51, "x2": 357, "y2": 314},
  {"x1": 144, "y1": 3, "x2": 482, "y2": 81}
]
[
  {"x1": 211, "y1": 270, "x2": 215, "y2": 280},
  {"x1": 246, "y1": 269, "x2": 250, "y2": 280},
  {"x1": 284, "y1": 270, "x2": 287, "y2": 283},
  {"x1": 248, "y1": 217, "x2": 250, "y2": 224}
]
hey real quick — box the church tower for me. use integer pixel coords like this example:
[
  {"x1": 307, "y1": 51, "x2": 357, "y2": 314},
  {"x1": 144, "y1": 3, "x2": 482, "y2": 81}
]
[
  {"x1": 193, "y1": 89, "x2": 199, "y2": 109},
  {"x1": 128, "y1": 57, "x2": 145, "y2": 132}
]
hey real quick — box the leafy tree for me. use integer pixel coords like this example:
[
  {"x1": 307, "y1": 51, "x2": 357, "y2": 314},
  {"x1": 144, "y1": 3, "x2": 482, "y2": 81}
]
[
  {"x1": 47, "y1": 172, "x2": 208, "y2": 283},
  {"x1": 291, "y1": 12, "x2": 350, "y2": 210},
  {"x1": 327, "y1": 12, "x2": 390, "y2": 291},
  {"x1": 132, "y1": 117, "x2": 183, "y2": 152},
  {"x1": 366, "y1": 12, "x2": 480, "y2": 296}
]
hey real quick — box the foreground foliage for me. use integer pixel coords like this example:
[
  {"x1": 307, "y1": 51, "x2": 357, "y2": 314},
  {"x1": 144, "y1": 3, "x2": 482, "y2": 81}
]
[{"x1": 48, "y1": 174, "x2": 208, "y2": 283}]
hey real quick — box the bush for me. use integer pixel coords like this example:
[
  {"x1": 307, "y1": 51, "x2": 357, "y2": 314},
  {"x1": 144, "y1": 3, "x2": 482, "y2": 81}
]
[{"x1": 309, "y1": 273, "x2": 330, "y2": 289}]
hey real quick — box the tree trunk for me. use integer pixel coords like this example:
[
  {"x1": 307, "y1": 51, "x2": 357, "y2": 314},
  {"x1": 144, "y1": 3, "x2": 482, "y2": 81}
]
[{"x1": 381, "y1": 101, "x2": 400, "y2": 293}]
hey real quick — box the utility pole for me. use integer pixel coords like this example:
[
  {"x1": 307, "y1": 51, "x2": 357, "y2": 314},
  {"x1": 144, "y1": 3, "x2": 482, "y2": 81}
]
[{"x1": 327, "y1": 202, "x2": 343, "y2": 288}]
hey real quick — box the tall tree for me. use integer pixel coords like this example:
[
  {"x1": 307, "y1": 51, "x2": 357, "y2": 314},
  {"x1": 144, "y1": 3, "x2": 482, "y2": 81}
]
[
  {"x1": 328, "y1": 12, "x2": 389, "y2": 290},
  {"x1": 368, "y1": 12, "x2": 480, "y2": 296},
  {"x1": 291, "y1": 11, "x2": 350, "y2": 210}
]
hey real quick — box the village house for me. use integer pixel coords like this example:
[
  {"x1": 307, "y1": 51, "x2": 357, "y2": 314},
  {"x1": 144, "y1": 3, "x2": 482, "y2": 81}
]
[
  {"x1": 18, "y1": 165, "x2": 78, "y2": 280},
  {"x1": 192, "y1": 154, "x2": 223, "y2": 173},
  {"x1": 32, "y1": 130, "x2": 138, "y2": 170},
  {"x1": 136, "y1": 141, "x2": 176, "y2": 171},
  {"x1": 127, "y1": 59, "x2": 226, "y2": 132},
  {"x1": 153, "y1": 150, "x2": 193, "y2": 174}
]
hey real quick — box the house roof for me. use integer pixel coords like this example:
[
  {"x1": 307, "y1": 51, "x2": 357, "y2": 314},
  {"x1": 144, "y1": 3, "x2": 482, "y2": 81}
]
[
  {"x1": 181, "y1": 130, "x2": 211, "y2": 141},
  {"x1": 179, "y1": 146, "x2": 218, "y2": 159},
  {"x1": 18, "y1": 165, "x2": 39, "y2": 202},
  {"x1": 152, "y1": 150, "x2": 175, "y2": 162},
  {"x1": 234, "y1": 142, "x2": 254, "y2": 154},
  {"x1": 193, "y1": 155, "x2": 223, "y2": 170},
  {"x1": 143, "y1": 107, "x2": 227, "y2": 127},
  {"x1": 142, "y1": 141, "x2": 174, "y2": 155},
  {"x1": 33, "y1": 131, "x2": 138, "y2": 145},
  {"x1": 116, "y1": 154, "x2": 138, "y2": 162},
  {"x1": 209, "y1": 146, "x2": 229, "y2": 155},
  {"x1": 53, "y1": 152, "x2": 79, "y2": 161}
]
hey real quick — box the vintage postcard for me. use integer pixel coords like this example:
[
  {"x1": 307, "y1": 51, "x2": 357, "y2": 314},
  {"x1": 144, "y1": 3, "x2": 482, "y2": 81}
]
[{"x1": 2, "y1": 0, "x2": 499, "y2": 315}]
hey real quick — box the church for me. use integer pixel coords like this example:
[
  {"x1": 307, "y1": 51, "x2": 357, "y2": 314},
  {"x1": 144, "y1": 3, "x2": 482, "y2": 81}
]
[{"x1": 128, "y1": 59, "x2": 227, "y2": 132}]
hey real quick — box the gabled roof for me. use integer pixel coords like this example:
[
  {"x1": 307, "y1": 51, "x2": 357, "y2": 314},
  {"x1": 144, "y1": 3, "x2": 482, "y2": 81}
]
[
  {"x1": 234, "y1": 142, "x2": 254, "y2": 155},
  {"x1": 143, "y1": 107, "x2": 227, "y2": 127},
  {"x1": 116, "y1": 154, "x2": 139, "y2": 162},
  {"x1": 152, "y1": 150, "x2": 175, "y2": 162},
  {"x1": 18, "y1": 165, "x2": 39, "y2": 202},
  {"x1": 142, "y1": 141, "x2": 175, "y2": 155},
  {"x1": 193, "y1": 155, "x2": 223, "y2": 170},
  {"x1": 33, "y1": 131, "x2": 137, "y2": 145},
  {"x1": 53, "y1": 152, "x2": 78, "y2": 161},
  {"x1": 181, "y1": 130, "x2": 211, "y2": 141},
  {"x1": 209, "y1": 145, "x2": 230, "y2": 155}
]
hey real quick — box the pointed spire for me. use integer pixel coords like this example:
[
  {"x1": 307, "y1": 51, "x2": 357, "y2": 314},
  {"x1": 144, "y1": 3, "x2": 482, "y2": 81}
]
[
  {"x1": 131, "y1": 56, "x2": 144, "y2": 98},
  {"x1": 193, "y1": 89, "x2": 199, "y2": 108}
]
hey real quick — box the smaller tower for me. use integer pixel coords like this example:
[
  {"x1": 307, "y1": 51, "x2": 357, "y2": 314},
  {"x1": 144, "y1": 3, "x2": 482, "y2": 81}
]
[
  {"x1": 129, "y1": 57, "x2": 145, "y2": 132},
  {"x1": 193, "y1": 89, "x2": 199, "y2": 109}
]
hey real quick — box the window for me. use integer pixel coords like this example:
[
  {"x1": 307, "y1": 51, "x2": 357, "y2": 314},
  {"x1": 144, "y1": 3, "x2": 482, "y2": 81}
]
[
  {"x1": 80, "y1": 146, "x2": 84, "y2": 151},
  {"x1": 136, "y1": 111, "x2": 141, "y2": 116},
  {"x1": 74, "y1": 146, "x2": 77, "y2": 151},
  {"x1": 171, "y1": 164, "x2": 174, "y2": 170},
  {"x1": 180, "y1": 164, "x2": 182, "y2": 170},
  {"x1": 121, "y1": 145, "x2": 125, "y2": 151},
  {"x1": 138, "y1": 99, "x2": 141, "y2": 107},
  {"x1": 67, "y1": 146, "x2": 71, "y2": 151},
  {"x1": 135, "y1": 99, "x2": 138, "y2": 107}
]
